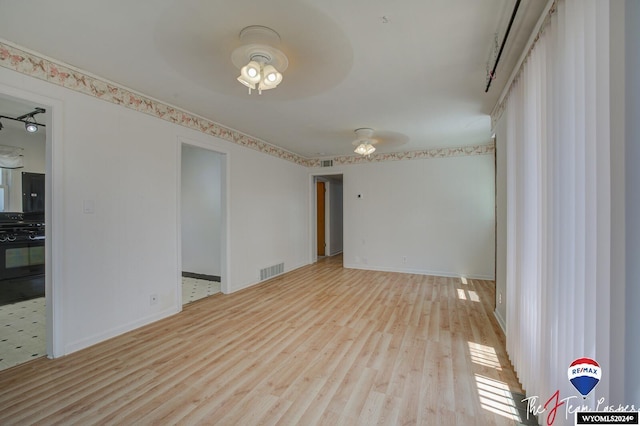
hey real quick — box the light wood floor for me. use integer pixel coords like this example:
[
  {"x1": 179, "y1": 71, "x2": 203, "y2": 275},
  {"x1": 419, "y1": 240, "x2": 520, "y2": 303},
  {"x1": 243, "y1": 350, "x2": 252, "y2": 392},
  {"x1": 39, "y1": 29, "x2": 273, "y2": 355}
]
[{"x1": 0, "y1": 256, "x2": 529, "y2": 425}]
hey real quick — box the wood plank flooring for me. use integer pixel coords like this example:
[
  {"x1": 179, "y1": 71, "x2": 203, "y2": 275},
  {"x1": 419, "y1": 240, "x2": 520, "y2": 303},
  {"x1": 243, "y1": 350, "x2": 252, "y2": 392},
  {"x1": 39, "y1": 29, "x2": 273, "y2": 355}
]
[{"x1": 0, "y1": 256, "x2": 529, "y2": 425}]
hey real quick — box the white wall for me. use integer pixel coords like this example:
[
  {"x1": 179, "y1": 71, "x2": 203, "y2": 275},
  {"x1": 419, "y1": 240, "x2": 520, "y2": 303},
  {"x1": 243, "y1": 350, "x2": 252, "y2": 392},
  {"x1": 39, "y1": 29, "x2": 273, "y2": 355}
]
[
  {"x1": 229, "y1": 148, "x2": 309, "y2": 289},
  {"x1": 0, "y1": 65, "x2": 309, "y2": 356},
  {"x1": 181, "y1": 144, "x2": 221, "y2": 277},
  {"x1": 312, "y1": 153, "x2": 495, "y2": 279},
  {"x1": 494, "y1": 123, "x2": 507, "y2": 331},
  {"x1": 0, "y1": 122, "x2": 46, "y2": 211}
]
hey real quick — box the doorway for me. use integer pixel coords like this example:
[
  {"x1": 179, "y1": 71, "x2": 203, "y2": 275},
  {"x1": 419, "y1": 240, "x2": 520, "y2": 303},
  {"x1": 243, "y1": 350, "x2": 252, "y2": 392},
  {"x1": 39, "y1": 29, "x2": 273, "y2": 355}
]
[
  {"x1": 0, "y1": 95, "x2": 48, "y2": 370},
  {"x1": 179, "y1": 141, "x2": 228, "y2": 304},
  {"x1": 312, "y1": 174, "x2": 344, "y2": 262},
  {"x1": 316, "y1": 181, "x2": 326, "y2": 256}
]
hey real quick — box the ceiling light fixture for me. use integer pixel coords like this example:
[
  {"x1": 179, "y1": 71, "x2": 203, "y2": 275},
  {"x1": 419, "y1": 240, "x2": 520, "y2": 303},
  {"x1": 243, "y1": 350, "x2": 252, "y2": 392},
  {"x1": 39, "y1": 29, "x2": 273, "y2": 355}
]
[
  {"x1": 231, "y1": 26, "x2": 288, "y2": 95},
  {"x1": 354, "y1": 141, "x2": 376, "y2": 156},
  {"x1": 0, "y1": 107, "x2": 46, "y2": 134},
  {"x1": 24, "y1": 117, "x2": 38, "y2": 133},
  {"x1": 353, "y1": 128, "x2": 377, "y2": 156}
]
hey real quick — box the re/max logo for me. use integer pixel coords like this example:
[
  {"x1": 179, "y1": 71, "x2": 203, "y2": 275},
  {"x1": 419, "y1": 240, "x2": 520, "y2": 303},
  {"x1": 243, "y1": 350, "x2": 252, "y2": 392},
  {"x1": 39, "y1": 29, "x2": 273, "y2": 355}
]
[{"x1": 571, "y1": 367, "x2": 599, "y2": 376}]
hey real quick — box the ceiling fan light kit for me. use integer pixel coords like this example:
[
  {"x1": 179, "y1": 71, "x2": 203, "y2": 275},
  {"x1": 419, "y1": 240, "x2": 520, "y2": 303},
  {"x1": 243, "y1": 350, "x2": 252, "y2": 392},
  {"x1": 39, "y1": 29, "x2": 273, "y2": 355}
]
[
  {"x1": 354, "y1": 142, "x2": 376, "y2": 156},
  {"x1": 230, "y1": 29, "x2": 395, "y2": 158},
  {"x1": 353, "y1": 128, "x2": 377, "y2": 156},
  {"x1": 232, "y1": 26, "x2": 288, "y2": 95},
  {"x1": 231, "y1": 29, "x2": 389, "y2": 158}
]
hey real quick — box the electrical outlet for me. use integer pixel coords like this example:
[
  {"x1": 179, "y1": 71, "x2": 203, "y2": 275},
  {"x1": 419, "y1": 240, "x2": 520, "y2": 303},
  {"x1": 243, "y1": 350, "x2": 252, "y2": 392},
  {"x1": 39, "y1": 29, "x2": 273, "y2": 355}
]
[{"x1": 150, "y1": 294, "x2": 158, "y2": 306}]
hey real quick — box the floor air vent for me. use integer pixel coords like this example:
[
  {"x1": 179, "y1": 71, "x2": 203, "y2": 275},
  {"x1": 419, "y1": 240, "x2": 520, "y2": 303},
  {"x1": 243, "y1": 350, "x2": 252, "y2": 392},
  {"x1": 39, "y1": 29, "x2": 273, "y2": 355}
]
[{"x1": 260, "y1": 262, "x2": 284, "y2": 281}]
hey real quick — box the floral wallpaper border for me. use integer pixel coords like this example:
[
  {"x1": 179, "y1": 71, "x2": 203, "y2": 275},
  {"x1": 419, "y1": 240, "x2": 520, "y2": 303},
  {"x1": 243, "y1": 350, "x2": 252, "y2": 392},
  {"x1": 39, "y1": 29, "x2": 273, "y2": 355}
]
[
  {"x1": 307, "y1": 143, "x2": 494, "y2": 167},
  {"x1": 0, "y1": 40, "x2": 310, "y2": 166},
  {"x1": 1, "y1": 39, "x2": 493, "y2": 167}
]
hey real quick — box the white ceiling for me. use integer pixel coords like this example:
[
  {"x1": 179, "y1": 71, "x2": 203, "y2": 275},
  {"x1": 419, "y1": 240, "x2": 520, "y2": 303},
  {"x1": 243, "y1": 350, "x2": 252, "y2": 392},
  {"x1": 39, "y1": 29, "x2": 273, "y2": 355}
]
[{"x1": 0, "y1": 0, "x2": 546, "y2": 158}]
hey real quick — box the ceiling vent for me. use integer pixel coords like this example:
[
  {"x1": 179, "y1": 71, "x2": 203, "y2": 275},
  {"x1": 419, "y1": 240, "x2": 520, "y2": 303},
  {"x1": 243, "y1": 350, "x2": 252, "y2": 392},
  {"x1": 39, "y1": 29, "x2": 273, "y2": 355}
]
[{"x1": 320, "y1": 159, "x2": 333, "y2": 168}]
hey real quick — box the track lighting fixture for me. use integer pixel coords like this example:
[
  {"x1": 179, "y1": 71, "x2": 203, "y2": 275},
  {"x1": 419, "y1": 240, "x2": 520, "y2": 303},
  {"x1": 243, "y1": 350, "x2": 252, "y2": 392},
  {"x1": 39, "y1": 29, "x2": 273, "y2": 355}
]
[
  {"x1": 24, "y1": 117, "x2": 38, "y2": 133},
  {"x1": 0, "y1": 107, "x2": 46, "y2": 134}
]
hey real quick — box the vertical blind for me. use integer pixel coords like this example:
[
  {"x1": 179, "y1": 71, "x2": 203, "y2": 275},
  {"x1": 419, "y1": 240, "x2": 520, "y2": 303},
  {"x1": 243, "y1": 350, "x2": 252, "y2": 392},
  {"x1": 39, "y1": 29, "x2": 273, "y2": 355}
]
[{"x1": 500, "y1": 0, "x2": 612, "y2": 415}]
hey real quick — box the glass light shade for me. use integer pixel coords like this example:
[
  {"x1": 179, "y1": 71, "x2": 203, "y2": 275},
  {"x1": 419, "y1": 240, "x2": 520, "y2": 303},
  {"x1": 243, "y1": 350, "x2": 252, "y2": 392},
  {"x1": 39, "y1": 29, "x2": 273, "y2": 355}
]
[
  {"x1": 240, "y1": 61, "x2": 261, "y2": 84},
  {"x1": 354, "y1": 142, "x2": 375, "y2": 156},
  {"x1": 247, "y1": 67, "x2": 258, "y2": 78},
  {"x1": 260, "y1": 65, "x2": 283, "y2": 89},
  {"x1": 237, "y1": 75, "x2": 256, "y2": 89}
]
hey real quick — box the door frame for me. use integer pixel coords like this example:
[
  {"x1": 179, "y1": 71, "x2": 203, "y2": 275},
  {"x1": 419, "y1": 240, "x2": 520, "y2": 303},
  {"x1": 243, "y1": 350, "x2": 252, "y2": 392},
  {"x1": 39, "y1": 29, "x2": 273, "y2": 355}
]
[
  {"x1": 0, "y1": 83, "x2": 65, "y2": 358},
  {"x1": 177, "y1": 137, "x2": 230, "y2": 302},
  {"x1": 309, "y1": 172, "x2": 343, "y2": 263},
  {"x1": 316, "y1": 180, "x2": 326, "y2": 256}
]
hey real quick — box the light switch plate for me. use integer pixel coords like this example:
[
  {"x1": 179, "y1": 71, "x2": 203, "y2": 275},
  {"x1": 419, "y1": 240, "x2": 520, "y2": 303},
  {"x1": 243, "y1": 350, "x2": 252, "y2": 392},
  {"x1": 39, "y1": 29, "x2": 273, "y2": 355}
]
[{"x1": 83, "y1": 200, "x2": 95, "y2": 214}]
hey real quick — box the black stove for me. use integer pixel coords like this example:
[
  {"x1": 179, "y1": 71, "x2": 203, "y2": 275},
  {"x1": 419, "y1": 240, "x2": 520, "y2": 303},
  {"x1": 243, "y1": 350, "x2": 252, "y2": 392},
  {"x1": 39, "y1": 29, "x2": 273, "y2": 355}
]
[
  {"x1": 0, "y1": 212, "x2": 45, "y2": 289},
  {"x1": 0, "y1": 212, "x2": 45, "y2": 242}
]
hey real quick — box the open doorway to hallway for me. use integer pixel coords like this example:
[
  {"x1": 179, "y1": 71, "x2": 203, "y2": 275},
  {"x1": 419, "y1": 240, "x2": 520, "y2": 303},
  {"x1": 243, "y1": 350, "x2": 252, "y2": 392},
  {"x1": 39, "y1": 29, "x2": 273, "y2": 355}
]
[
  {"x1": 180, "y1": 143, "x2": 225, "y2": 305},
  {"x1": 313, "y1": 174, "x2": 343, "y2": 263}
]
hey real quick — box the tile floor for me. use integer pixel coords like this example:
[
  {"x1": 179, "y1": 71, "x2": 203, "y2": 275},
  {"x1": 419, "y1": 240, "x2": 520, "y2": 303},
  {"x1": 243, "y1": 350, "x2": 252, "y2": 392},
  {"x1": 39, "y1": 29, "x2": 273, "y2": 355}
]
[
  {"x1": 182, "y1": 277, "x2": 221, "y2": 304},
  {"x1": 0, "y1": 278, "x2": 221, "y2": 372},
  {"x1": 0, "y1": 297, "x2": 46, "y2": 371}
]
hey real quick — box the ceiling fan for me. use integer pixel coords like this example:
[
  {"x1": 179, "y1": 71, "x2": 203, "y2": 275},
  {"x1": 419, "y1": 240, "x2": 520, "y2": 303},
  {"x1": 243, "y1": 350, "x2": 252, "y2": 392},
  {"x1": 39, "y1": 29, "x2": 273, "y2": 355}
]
[
  {"x1": 352, "y1": 128, "x2": 378, "y2": 156},
  {"x1": 347, "y1": 128, "x2": 410, "y2": 156}
]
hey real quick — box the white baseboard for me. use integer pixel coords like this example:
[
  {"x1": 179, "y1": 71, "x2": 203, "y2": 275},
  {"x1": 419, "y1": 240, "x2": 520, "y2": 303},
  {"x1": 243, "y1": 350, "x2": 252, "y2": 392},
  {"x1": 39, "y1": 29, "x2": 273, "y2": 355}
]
[
  {"x1": 64, "y1": 306, "x2": 180, "y2": 356},
  {"x1": 343, "y1": 263, "x2": 495, "y2": 281},
  {"x1": 494, "y1": 309, "x2": 506, "y2": 334}
]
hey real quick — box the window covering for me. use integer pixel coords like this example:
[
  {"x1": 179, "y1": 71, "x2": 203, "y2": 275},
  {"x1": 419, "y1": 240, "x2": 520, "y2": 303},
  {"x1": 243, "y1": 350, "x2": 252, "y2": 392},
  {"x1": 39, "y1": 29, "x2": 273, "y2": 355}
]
[{"x1": 500, "y1": 0, "x2": 612, "y2": 415}]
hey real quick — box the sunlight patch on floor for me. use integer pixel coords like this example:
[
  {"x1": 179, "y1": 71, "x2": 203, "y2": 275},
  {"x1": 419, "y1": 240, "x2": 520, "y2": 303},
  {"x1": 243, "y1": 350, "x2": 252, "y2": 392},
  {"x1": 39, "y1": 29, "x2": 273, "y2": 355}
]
[
  {"x1": 468, "y1": 342, "x2": 502, "y2": 370},
  {"x1": 457, "y1": 289, "x2": 467, "y2": 300},
  {"x1": 474, "y1": 374, "x2": 521, "y2": 422},
  {"x1": 457, "y1": 288, "x2": 480, "y2": 302}
]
